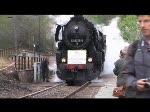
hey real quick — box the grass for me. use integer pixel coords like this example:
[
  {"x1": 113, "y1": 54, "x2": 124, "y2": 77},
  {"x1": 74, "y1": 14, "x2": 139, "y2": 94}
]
[{"x1": 0, "y1": 57, "x2": 10, "y2": 68}]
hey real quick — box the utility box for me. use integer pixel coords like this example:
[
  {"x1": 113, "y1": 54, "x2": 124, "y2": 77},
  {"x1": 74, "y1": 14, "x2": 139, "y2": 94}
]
[{"x1": 34, "y1": 62, "x2": 41, "y2": 82}]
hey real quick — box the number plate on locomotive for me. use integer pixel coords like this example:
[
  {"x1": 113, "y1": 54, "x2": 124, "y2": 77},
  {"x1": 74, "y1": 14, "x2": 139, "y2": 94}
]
[{"x1": 67, "y1": 50, "x2": 86, "y2": 64}]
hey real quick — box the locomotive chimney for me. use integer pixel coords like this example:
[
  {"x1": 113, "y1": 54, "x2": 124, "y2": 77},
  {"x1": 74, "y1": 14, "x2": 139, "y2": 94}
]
[{"x1": 74, "y1": 15, "x2": 83, "y2": 18}]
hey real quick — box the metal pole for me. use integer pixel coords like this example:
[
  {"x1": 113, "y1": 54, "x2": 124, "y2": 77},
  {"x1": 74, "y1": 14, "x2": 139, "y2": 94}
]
[
  {"x1": 13, "y1": 16, "x2": 17, "y2": 55},
  {"x1": 39, "y1": 16, "x2": 40, "y2": 58},
  {"x1": 33, "y1": 36, "x2": 35, "y2": 58}
]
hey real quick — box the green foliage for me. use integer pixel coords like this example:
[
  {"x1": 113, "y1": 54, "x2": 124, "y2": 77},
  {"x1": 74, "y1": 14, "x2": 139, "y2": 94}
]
[
  {"x1": 0, "y1": 15, "x2": 56, "y2": 55},
  {"x1": 0, "y1": 15, "x2": 13, "y2": 49},
  {"x1": 118, "y1": 15, "x2": 141, "y2": 43},
  {"x1": 92, "y1": 15, "x2": 104, "y2": 24},
  {"x1": 84, "y1": 15, "x2": 117, "y2": 25}
]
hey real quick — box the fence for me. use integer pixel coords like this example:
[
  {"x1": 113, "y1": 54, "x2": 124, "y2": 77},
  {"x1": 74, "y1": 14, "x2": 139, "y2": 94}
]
[
  {"x1": 11, "y1": 56, "x2": 44, "y2": 70},
  {"x1": 0, "y1": 49, "x2": 16, "y2": 57}
]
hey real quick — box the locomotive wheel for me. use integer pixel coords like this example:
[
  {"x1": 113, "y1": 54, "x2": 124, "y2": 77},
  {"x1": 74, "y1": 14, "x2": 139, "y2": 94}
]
[{"x1": 66, "y1": 80, "x2": 75, "y2": 86}]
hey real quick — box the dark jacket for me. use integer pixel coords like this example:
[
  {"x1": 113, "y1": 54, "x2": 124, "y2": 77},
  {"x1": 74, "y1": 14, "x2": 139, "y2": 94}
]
[
  {"x1": 114, "y1": 57, "x2": 126, "y2": 87},
  {"x1": 121, "y1": 39, "x2": 150, "y2": 98},
  {"x1": 40, "y1": 60, "x2": 49, "y2": 71}
]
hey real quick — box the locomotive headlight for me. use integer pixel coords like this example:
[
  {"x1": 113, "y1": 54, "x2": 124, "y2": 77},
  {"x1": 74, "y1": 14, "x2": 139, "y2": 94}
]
[
  {"x1": 88, "y1": 57, "x2": 92, "y2": 62},
  {"x1": 74, "y1": 26, "x2": 79, "y2": 30},
  {"x1": 74, "y1": 25, "x2": 79, "y2": 32},
  {"x1": 62, "y1": 58, "x2": 66, "y2": 62}
]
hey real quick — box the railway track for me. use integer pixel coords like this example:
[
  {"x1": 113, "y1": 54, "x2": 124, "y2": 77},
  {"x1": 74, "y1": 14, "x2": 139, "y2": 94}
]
[
  {"x1": 18, "y1": 81, "x2": 91, "y2": 99},
  {"x1": 18, "y1": 83, "x2": 65, "y2": 99},
  {"x1": 63, "y1": 81, "x2": 91, "y2": 98}
]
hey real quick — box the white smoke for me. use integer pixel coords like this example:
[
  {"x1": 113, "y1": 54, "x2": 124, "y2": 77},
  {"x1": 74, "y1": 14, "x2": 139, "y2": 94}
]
[
  {"x1": 50, "y1": 15, "x2": 73, "y2": 30},
  {"x1": 100, "y1": 17, "x2": 129, "y2": 75},
  {"x1": 49, "y1": 15, "x2": 74, "y2": 48}
]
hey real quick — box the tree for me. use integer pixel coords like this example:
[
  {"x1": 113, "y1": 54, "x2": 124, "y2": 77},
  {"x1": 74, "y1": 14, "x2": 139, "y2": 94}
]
[
  {"x1": 0, "y1": 15, "x2": 13, "y2": 49},
  {"x1": 0, "y1": 15, "x2": 64, "y2": 56},
  {"x1": 118, "y1": 15, "x2": 141, "y2": 43}
]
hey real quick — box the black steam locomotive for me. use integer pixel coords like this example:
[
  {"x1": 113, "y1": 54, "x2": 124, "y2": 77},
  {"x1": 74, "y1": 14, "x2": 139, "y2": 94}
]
[{"x1": 55, "y1": 15, "x2": 106, "y2": 85}]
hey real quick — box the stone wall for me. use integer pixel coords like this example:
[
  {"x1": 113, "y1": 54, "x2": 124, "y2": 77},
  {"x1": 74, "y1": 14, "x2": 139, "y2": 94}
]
[{"x1": 17, "y1": 70, "x2": 34, "y2": 83}]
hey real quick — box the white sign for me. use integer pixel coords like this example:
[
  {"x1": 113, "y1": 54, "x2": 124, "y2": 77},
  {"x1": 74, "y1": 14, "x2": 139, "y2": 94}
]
[{"x1": 67, "y1": 50, "x2": 86, "y2": 64}]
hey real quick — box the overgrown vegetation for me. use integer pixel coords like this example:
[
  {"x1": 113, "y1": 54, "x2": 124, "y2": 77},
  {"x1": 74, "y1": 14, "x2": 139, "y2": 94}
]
[
  {"x1": 0, "y1": 57, "x2": 10, "y2": 67},
  {"x1": 0, "y1": 15, "x2": 56, "y2": 54},
  {"x1": 118, "y1": 15, "x2": 142, "y2": 43}
]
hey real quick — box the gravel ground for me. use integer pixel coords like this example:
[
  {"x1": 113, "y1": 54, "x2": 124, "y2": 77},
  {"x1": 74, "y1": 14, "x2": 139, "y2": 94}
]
[
  {"x1": 29, "y1": 84, "x2": 82, "y2": 98},
  {"x1": 0, "y1": 71, "x2": 53, "y2": 98},
  {"x1": 0, "y1": 80, "x2": 32, "y2": 98},
  {"x1": 70, "y1": 86, "x2": 100, "y2": 98}
]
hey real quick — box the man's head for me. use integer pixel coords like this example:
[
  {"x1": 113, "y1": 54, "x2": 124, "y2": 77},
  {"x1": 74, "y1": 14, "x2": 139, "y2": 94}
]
[
  {"x1": 120, "y1": 46, "x2": 128, "y2": 58},
  {"x1": 137, "y1": 15, "x2": 150, "y2": 38},
  {"x1": 44, "y1": 57, "x2": 48, "y2": 61}
]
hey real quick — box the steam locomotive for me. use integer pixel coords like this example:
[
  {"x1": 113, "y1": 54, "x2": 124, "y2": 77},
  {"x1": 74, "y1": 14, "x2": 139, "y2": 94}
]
[{"x1": 55, "y1": 15, "x2": 106, "y2": 85}]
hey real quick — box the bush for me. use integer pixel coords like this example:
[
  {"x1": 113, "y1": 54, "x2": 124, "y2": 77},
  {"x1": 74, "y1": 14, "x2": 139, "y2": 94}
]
[{"x1": 118, "y1": 15, "x2": 142, "y2": 43}]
